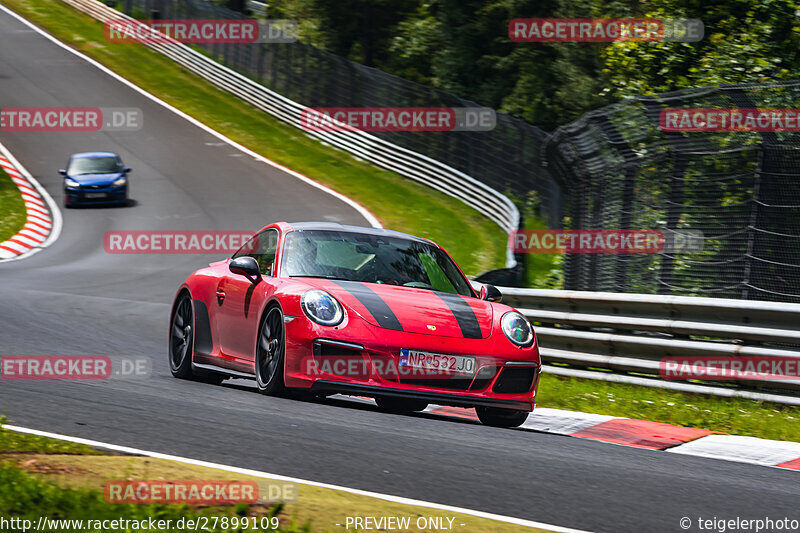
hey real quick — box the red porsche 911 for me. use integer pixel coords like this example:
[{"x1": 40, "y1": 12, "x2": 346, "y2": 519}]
[{"x1": 169, "y1": 222, "x2": 540, "y2": 427}]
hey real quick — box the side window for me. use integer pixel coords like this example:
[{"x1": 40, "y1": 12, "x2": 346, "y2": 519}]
[{"x1": 233, "y1": 229, "x2": 279, "y2": 276}]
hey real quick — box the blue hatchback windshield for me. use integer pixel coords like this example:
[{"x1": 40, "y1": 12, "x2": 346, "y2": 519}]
[
  {"x1": 68, "y1": 157, "x2": 121, "y2": 175},
  {"x1": 282, "y1": 230, "x2": 473, "y2": 296}
]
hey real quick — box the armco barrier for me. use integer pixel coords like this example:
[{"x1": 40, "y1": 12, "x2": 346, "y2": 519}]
[
  {"x1": 498, "y1": 287, "x2": 800, "y2": 405},
  {"x1": 63, "y1": 0, "x2": 520, "y2": 267},
  {"x1": 60, "y1": 2, "x2": 800, "y2": 407}
]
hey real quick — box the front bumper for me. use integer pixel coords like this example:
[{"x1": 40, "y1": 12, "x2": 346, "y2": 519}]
[
  {"x1": 311, "y1": 381, "x2": 533, "y2": 411},
  {"x1": 282, "y1": 313, "x2": 540, "y2": 411},
  {"x1": 65, "y1": 184, "x2": 127, "y2": 205}
]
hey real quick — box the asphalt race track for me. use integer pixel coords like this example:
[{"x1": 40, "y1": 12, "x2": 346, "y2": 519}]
[{"x1": 0, "y1": 8, "x2": 798, "y2": 533}]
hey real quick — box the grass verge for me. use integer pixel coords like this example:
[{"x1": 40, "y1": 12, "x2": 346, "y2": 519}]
[
  {"x1": 0, "y1": 461, "x2": 293, "y2": 533},
  {"x1": 538, "y1": 373, "x2": 800, "y2": 442},
  {"x1": 0, "y1": 422, "x2": 554, "y2": 532},
  {"x1": 1, "y1": 0, "x2": 506, "y2": 276},
  {"x1": 0, "y1": 167, "x2": 26, "y2": 243}
]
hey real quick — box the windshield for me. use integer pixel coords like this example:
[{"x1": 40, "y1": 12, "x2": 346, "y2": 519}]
[
  {"x1": 282, "y1": 230, "x2": 474, "y2": 297},
  {"x1": 67, "y1": 156, "x2": 121, "y2": 175}
]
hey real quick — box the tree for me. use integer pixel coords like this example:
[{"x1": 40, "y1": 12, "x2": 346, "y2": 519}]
[{"x1": 602, "y1": 0, "x2": 800, "y2": 96}]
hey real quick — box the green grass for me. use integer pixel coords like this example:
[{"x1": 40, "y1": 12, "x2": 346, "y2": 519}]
[
  {"x1": 538, "y1": 373, "x2": 800, "y2": 442},
  {"x1": 0, "y1": 420, "x2": 100, "y2": 455},
  {"x1": 0, "y1": 167, "x2": 26, "y2": 243},
  {"x1": 0, "y1": 465, "x2": 295, "y2": 533},
  {"x1": 0, "y1": 419, "x2": 295, "y2": 532},
  {"x1": 4, "y1": 0, "x2": 790, "y2": 442},
  {"x1": 0, "y1": 418, "x2": 552, "y2": 533},
  {"x1": 2, "y1": 0, "x2": 507, "y2": 276}
]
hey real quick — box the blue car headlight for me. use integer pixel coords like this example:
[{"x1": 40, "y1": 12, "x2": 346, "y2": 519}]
[
  {"x1": 501, "y1": 311, "x2": 534, "y2": 347},
  {"x1": 112, "y1": 177, "x2": 127, "y2": 187},
  {"x1": 64, "y1": 178, "x2": 80, "y2": 188},
  {"x1": 301, "y1": 290, "x2": 344, "y2": 326}
]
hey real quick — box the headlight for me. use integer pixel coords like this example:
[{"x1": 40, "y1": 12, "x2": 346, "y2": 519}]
[
  {"x1": 112, "y1": 177, "x2": 127, "y2": 187},
  {"x1": 64, "y1": 178, "x2": 80, "y2": 188},
  {"x1": 501, "y1": 311, "x2": 533, "y2": 347},
  {"x1": 301, "y1": 290, "x2": 344, "y2": 326}
]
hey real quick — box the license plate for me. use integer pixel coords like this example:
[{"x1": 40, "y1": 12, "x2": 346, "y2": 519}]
[
  {"x1": 399, "y1": 349, "x2": 476, "y2": 376},
  {"x1": 85, "y1": 192, "x2": 107, "y2": 198}
]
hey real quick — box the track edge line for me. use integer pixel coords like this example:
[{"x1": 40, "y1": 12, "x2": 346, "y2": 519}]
[
  {"x1": 3, "y1": 424, "x2": 592, "y2": 533},
  {"x1": 0, "y1": 2, "x2": 381, "y2": 230}
]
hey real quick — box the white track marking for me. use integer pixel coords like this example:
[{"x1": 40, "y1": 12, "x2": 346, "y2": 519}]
[
  {"x1": 520, "y1": 408, "x2": 619, "y2": 435},
  {"x1": 667, "y1": 434, "x2": 800, "y2": 467},
  {"x1": 3, "y1": 424, "x2": 592, "y2": 533},
  {"x1": 0, "y1": 3, "x2": 381, "y2": 229}
]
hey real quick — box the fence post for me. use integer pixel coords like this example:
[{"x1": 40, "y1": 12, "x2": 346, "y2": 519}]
[{"x1": 725, "y1": 88, "x2": 775, "y2": 300}]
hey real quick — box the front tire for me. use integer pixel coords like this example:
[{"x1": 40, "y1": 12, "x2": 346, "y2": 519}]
[
  {"x1": 169, "y1": 292, "x2": 194, "y2": 378},
  {"x1": 255, "y1": 306, "x2": 287, "y2": 395},
  {"x1": 476, "y1": 407, "x2": 529, "y2": 428}
]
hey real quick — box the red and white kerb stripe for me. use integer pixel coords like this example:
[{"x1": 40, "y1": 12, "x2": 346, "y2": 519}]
[
  {"x1": 337, "y1": 396, "x2": 800, "y2": 472},
  {"x1": 0, "y1": 156, "x2": 53, "y2": 259}
]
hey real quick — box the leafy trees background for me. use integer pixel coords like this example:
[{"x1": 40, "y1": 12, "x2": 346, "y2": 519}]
[{"x1": 264, "y1": 0, "x2": 800, "y2": 130}]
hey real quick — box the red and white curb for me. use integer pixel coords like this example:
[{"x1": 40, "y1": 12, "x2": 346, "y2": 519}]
[
  {"x1": 668, "y1": 434, "x2": 800, "y2": 470},
  {"x1": 0, "y1": 142, "x2": 61, "y2": 261},
  {"x1": 335, "y1": 396, "x2": 800, "y2": 472}
]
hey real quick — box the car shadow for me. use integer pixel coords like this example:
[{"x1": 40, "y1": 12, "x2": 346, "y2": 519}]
[
  {"x1": 219, "y1": 377, "x2": 483, "y2": 426},
  {"x1": 66, "y1": 198, "x2": 137, "y2": 209}
]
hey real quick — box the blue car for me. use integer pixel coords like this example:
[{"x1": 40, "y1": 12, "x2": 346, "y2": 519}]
[{"x1": 60, "y1": 152, "x2": 131, "y2": 207}]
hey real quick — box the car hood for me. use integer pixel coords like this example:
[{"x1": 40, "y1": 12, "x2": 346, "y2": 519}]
[
  {"x1": 68, "y1": 172, "x2": 124, "y2": 185},
  {"x1": 306, "y1": 279, "x2": 493, "y2": 339}
]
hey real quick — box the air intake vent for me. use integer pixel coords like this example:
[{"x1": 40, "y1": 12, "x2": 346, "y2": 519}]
[{"x1": 493, "y1": 366, "x2": 537, "y2": 394}]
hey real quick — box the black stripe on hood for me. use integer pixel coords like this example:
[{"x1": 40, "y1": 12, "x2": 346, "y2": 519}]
[
  {"x1": 433, "y1": 292, "x2": 483, "y2": 339},
  {"x1": 331, "y1": 281, "x2": 403, "y2": 331}
]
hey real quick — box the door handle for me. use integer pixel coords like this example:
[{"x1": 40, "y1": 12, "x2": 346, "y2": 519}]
[{"x1": 215, "y1": 289, "x2": 226, "y2": 303}]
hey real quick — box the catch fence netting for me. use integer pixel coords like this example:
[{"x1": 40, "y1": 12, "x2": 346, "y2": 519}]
[
  {"x1": 116, "y1": 0, "x2": 800, "y2": 301},
  {"x1": 118, "y1": 0, "x2": 562, "y2": 229},
  {"x1": 545, "y1": 81, "x2": 800, "y2": 301}
]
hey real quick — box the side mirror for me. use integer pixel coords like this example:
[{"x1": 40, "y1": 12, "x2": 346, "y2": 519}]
[
  {"x1": 58, "y1": 169, "x2": 67, "y2": 175},
  {"x1": 122, "y1": 167, "x2": 132, "y2": 173},
  {"x1": 229, "y1": 256, "x2": 260, "y2": 280},
  {"x1": 480, "y1": 284, "x2": 502, "y2": 302}
]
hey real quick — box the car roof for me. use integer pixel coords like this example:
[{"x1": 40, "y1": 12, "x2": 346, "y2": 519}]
[
  {"x1": 284, "y1": 221, "x2": 434, "y2": 245},
  {"x1": 70, "y1": 152, "x2": 119, "y2": 159}
]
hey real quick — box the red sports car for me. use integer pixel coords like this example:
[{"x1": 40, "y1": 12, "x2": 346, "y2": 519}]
[{"x1": 169, "y1": 222, "x2": 540, "y2": 427}]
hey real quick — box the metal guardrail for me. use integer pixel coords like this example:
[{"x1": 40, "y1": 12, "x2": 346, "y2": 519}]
[
  {"x1": 62, "y1": 1, "x2": 800, "y2": 406},
  {"x1": 245, "y1": 0, "x2": 267, "y2": 17},
  {"x1": 64, "y1": 0, "x2": 520, "y2": 267},
  {"x1": 499, "y1": 287, "x2": 800, "y2": 405}
]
